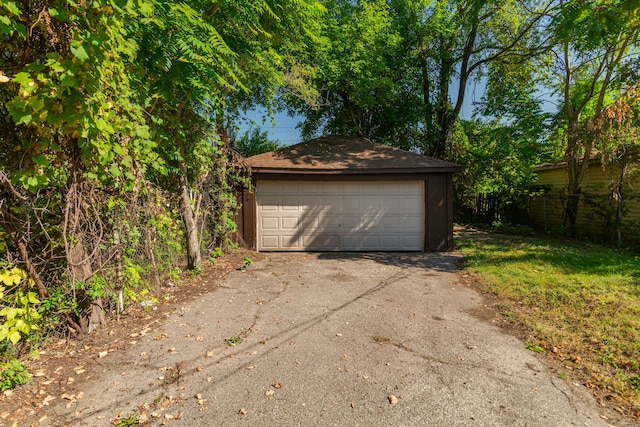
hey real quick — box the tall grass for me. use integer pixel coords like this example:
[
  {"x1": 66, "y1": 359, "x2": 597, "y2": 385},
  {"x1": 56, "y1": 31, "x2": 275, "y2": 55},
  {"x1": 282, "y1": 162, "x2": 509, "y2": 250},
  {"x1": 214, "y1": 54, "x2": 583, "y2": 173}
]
[{"x1": 458, "y1": 235, "x2": 640, "y2": 415}]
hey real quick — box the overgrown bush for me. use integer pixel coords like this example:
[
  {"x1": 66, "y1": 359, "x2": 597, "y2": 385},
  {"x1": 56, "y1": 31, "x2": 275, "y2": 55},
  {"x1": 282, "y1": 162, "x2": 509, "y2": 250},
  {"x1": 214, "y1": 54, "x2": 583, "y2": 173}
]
[{"x1": 0, "y1": 359, "x2": 30, "y2": 391}]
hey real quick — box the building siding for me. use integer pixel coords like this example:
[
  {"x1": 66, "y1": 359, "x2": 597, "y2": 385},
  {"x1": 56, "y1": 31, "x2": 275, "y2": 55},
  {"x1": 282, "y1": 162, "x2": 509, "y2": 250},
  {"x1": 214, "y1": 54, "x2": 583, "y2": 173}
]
[{"x1": 529, "y1": 163, "x2": 640, "y2": 244}]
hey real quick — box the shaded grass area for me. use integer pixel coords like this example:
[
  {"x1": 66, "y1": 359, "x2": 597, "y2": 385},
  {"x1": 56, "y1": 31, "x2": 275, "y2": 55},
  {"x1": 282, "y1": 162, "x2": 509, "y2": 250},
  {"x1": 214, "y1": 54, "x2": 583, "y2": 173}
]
[{"x1": 458, "y1": 234, "x2": 640, "y2": 417}]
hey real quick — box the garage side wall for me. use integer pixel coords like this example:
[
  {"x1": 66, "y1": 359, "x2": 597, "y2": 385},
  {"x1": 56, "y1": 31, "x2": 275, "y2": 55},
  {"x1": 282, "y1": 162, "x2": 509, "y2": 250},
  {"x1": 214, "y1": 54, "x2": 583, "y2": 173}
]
[
  {"x1": 425, "y1": 173, "x2": 455, "y2": 251},
  {"x1": 238, "y1": 172, "x2": 456, "y2": 252}
]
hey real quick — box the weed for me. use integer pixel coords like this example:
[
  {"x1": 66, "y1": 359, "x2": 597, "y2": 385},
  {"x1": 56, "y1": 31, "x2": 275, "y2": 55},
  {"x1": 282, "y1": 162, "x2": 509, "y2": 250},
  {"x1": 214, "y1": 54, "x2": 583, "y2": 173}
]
[
  {"x1": 189, "y1": 264, "x2": 203, "y2": 277},
  {"x1": 114, "y1": 413, "x2": 139, "y2": 427},
  {"x1": 209, "y1": 247, "x2": 226, "y2": 265},
  {"x1": 0, "y1": 359, "x2": 30, "y2": 391},
  {"x1": 238, "y1": 257, "x2": 253, "y2": 271},
  {"x1": 373, "y1": 335, "x2": 391, "y2": 344},
  {"x1": 526, "y1": 342, "x2": 547, "y2": 354},
  {"x1": 168, "y1": 267, "x2": 181, "y2": 281},
  {"x1": 225, "y1": 336, "x2": 243, "y2": 346},
  {"x1": 557, "y1": 372, "x2": 568, "y2": 380}
]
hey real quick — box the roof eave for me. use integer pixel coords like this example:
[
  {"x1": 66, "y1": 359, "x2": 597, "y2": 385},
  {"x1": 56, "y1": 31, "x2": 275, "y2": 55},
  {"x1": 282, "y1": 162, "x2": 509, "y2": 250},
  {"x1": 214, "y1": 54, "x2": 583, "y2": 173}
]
[{"x1": 251, "y1": 166, "x2": 462, "y2": 175}]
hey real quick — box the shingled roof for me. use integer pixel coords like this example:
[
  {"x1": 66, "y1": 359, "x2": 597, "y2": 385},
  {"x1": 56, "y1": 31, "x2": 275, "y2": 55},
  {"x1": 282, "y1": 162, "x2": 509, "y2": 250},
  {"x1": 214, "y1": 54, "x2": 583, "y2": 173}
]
[{"x1": 246, "y1": 135, "x2": 460, "y2": 174}]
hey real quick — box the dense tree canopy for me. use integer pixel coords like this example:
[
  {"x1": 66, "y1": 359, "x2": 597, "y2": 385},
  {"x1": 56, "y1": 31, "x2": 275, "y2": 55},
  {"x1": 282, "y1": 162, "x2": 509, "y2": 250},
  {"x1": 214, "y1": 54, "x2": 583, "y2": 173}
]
[{"x1": 0, "y1": 0, "x2": 323, "y2": 342}]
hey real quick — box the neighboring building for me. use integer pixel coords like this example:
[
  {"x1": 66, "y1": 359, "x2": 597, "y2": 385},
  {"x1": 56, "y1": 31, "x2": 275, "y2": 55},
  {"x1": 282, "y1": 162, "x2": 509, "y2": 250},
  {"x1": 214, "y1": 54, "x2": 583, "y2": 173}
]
[
  {"x1": 236, "y1": 135, "x2": 461, "y2": 252},
  {"x1": 530, "y1": 160, "x2": 640, "y2": 244}
]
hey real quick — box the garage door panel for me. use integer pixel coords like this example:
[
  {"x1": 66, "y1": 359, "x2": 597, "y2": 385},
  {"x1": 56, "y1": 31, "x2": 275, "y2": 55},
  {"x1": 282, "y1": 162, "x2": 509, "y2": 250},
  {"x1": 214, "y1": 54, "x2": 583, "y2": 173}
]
[
  {"x1": 320, "y1": 183, "x2": 342, "y2": 195},
  {"x1": 260, "y1": 235, "x2": 280, "y2": 249},
  {"x1": 342, "y1": 235, "x2": 359, "y2": 250},
  {"x1": 401, "y1": 215, "x2": 423, "y2": 231},
  {"x1": 281, "y1": 217, "x2": 298, "y2": 230},
  {"x1": 302, "y1": 234, "x2": 340, "y2": 249},
  {"x1": 321, "y1": 216, "x2": 341, "y2": 231},
  {"x1": 260, "y1": 201, "x2": 279, "y2": 212},
  {"x1": 257, "y1": 181, "x2": 424, "y2": 251},
  {"x1": 362, "y1": 198, "x2": 381, "y2": 210},
  {"x1": 260, "y1": 217, "x2": 279, "y2": 230},
  {"x1": 318, "y1": 197, "x2": 341, "y2": 213},
  {"x1": 382, "y1": 235, "x2": 401, "y2": 249},
  {"x1": 280, "y1": 235, "x2": 300, "y2": 248},
  {"x1": 402, "y1": 234, "x2": 422, "y2": 247},
  {"x1": 362, "y1": 235, "x2": 381, "y2": 249},
  {"x1": 340, "y1": 215, "x2": 362, "y2": 233},
  {"x1": 299, "y1": 197, "x2": 319, "y2": 211}
]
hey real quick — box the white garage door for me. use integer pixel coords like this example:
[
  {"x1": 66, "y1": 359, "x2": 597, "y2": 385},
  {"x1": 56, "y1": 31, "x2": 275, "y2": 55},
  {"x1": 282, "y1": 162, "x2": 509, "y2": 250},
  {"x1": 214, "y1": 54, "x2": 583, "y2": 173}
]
[{"x1": 256, "y1": 180, "x2": 424, "y2": 251}]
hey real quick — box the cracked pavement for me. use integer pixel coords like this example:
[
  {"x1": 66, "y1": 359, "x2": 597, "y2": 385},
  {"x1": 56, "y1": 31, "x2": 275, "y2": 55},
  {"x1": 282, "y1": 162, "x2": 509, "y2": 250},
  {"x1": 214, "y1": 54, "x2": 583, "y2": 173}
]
[{"x1": 40, "y1": 252, "x2": 606, "y2": 426}]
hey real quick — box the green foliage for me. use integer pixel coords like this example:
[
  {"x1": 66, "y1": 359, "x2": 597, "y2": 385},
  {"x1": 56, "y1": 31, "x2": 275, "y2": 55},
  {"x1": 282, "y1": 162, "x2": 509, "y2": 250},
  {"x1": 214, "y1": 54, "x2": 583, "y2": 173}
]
[
  {"x1": 453, "y1": 118, "x2": 549, "y2": 225},
  {"x1": 0, "y1": 268, "x2": 40, "y2": 346},
  {"x1": 526, "y1": 342, "x2": 547, "y2": 354},
  {"x1": 294, "y1": 0, "x2": 549, "y2": 157},
  {"x1": 114, "y1": 413, "x2": 140, "y2": 427},
  {"x1": 233, "y1": 128, "x2": 282, "y2": 157},
  {"x1": 0, "y1": 359, "x2": 30, "y2": 391},
  {"x1": 38, "y1": 286, "x2": 79, "y2": 335}
]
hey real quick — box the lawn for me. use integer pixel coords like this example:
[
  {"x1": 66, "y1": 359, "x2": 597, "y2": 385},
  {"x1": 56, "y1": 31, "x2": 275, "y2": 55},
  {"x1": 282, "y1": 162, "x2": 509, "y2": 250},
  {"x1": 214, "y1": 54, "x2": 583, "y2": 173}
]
[{"x1": 457, "y1": 233, "x2": 640, "y2": 418}]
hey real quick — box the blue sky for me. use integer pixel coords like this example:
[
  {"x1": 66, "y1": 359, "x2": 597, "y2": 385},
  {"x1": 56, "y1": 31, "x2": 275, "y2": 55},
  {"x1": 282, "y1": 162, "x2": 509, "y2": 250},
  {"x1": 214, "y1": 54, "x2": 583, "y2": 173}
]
[{"x1": 238, "y1": 108, "x2": 303, "y2": 146}]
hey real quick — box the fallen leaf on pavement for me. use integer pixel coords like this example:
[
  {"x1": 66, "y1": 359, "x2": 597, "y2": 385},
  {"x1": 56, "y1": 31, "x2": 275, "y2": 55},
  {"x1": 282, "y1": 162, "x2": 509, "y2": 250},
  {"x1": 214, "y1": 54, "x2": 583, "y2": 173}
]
[{"x1": 42, "y1": 395, "x2": 56, "y2": 406}]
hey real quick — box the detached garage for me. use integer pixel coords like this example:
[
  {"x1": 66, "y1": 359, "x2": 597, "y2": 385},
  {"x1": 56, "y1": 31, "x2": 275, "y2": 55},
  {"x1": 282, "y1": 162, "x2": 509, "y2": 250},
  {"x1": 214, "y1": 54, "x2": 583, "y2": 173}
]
[{"x1": 237, "y1": 135, "x2": 460, "y2": 252}]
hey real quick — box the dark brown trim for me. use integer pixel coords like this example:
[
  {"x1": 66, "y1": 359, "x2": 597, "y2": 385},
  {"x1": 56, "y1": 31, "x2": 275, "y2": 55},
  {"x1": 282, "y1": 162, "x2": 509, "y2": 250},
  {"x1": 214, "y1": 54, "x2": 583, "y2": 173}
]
[{"x1": 251, "y1": 166, "x2": 461, "y2": 175}]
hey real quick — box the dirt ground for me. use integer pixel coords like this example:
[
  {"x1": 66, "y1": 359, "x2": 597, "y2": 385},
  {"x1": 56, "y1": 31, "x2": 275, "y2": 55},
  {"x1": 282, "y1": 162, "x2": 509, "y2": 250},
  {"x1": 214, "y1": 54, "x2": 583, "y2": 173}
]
[{"x1": 0, "y1": 248, "x2": 634, "y2": 426}]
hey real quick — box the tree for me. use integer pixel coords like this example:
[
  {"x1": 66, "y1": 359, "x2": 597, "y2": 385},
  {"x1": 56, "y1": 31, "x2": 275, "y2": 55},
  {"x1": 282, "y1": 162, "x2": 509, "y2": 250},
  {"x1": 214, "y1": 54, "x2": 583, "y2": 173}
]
[
  {"x1": 233, "y1": 128, "x2": 282, "y2": 158},
  {"x1": 546, "y1": 0, "x2": 640, "y2": 235},
  {"x1": 293, "y1": 0, "x2": 552, "y2": 158},
  {"x1": 0, "y1": 0, "x2": 325, "y2": 340},
  {"x1": 134, "y1": 0, "x2": 324, "y2": 270}
]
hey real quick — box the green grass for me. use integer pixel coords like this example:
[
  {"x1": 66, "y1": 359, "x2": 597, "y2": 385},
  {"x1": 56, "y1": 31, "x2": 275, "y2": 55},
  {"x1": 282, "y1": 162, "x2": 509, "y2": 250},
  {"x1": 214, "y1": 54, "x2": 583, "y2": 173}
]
[{"x1": 458, "y1": 234, "x2": 640, "y2": 413}]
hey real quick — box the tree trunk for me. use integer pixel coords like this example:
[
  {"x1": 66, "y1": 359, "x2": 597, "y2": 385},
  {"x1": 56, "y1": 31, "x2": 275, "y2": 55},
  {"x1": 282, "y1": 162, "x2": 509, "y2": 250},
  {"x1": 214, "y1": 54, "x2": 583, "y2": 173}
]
[{"x1": 178, "y1": 173, "x2": 201, "y2": 270}]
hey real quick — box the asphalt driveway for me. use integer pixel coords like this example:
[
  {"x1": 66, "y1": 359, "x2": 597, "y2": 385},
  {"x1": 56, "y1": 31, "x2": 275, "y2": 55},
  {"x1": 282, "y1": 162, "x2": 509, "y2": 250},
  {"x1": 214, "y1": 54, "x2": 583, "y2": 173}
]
[{"x1": 41, "y1": 252, "x2": 605, "y2": 426}]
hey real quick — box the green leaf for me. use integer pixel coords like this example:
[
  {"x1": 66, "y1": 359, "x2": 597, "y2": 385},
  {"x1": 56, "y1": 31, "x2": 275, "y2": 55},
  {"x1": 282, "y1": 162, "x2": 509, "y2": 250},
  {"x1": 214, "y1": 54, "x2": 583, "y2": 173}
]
[
  {"x1": 18, "y1": 114, "x2": 32, "y2": 125},
  {"x1": 3, "y1": 308, "x2": 18, "y2": 321},
  {"x1": 27, "y1": 292, "x2": 40, "y2": 304},
  {"x1": 32, "y1": 155, "x2": 49, "y2": 167},
  {"x1": 8, "y1": 330, "x2": 21, "y2": 345},
  {"x1": 70, "y1": 41, "x2": 89, "y2": 62},
  {"x1": 3, "y1": 1, "x2": 21, "y2": 16},
  {"x1": 12, "y1": 72, "x2": 30, "y2": 84},
  {"x1": 113, "y1": 144, "x2": 125, "y2": 156},
  {"x1": 109, "y1": 163, "x2": 122, "y2": 177},
  {"x1": 26, "y1": 176, "x2": 38, "y2": 189},
  {"x1": 60, "y1": 73, "x2": 79, "y2": 87}
]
